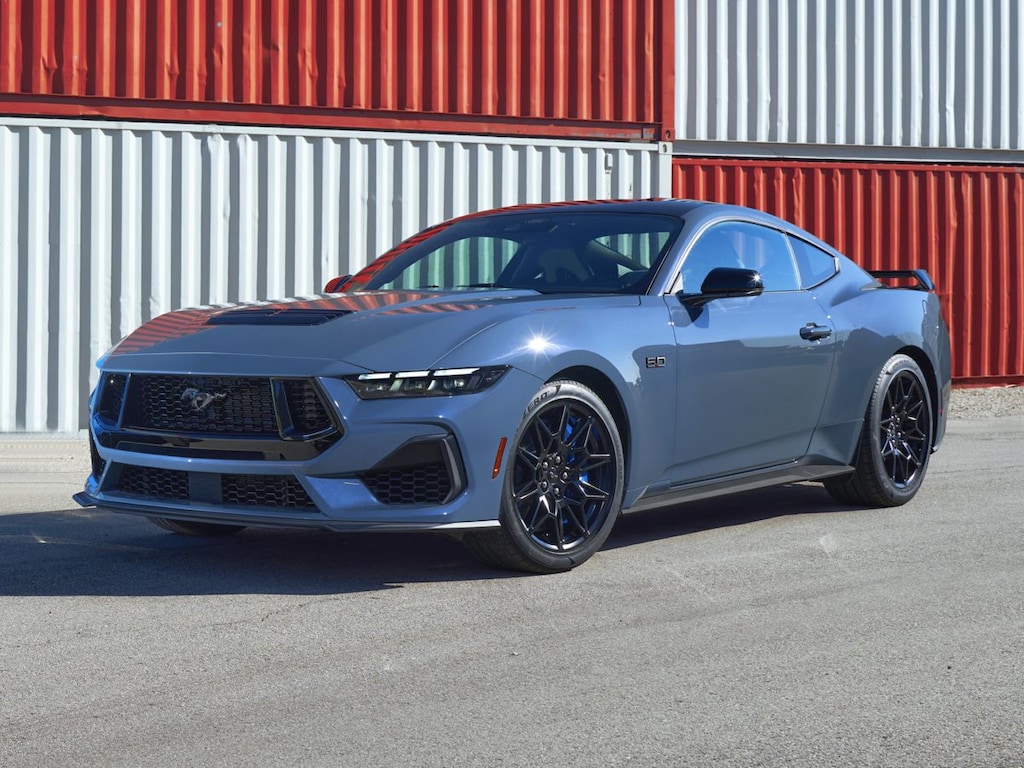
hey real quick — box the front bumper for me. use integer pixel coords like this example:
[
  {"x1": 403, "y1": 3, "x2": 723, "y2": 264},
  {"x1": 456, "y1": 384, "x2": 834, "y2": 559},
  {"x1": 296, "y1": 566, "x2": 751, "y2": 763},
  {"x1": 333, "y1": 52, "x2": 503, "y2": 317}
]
[{"x1": 77, "y1": 364, "x2": 542, "y2": 531}]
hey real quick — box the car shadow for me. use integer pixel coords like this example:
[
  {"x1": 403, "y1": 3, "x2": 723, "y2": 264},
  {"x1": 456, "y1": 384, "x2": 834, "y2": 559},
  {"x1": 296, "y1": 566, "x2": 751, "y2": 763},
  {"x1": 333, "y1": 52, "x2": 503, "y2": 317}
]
[
  {"x1": 0, "y1": 508, "x2": 497, "y2": 597},
  {"x1": 0, "y1": 483, "x2": 852, "y2": 597},
  {"x1": 605, "y1": 481, "x2": 851, "y2": 550}
]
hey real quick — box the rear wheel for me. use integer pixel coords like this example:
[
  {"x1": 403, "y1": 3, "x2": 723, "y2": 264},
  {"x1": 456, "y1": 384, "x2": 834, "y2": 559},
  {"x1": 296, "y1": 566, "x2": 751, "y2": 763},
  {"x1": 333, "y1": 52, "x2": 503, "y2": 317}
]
[
  {"x1": 825, "y1": 354, "x2": 933, "y2": 507},
  {"x1": 148, "y1": 517, "x2": 246, "y2": 536},
  {"x1": 463, "y1": 380, "x2": 625, "y2": 573}
]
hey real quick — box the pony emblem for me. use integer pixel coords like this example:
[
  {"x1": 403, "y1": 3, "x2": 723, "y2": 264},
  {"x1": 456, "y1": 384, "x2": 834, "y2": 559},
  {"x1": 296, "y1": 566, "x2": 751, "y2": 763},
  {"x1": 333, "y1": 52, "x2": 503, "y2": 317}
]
[{"x1": 180, "y1": 387, "x2": 228, "y2": 413}]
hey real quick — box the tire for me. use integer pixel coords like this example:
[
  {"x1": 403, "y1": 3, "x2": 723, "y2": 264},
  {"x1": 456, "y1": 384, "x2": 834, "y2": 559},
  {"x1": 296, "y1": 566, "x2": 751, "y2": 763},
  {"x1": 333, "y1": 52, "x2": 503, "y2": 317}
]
[
  {"x1": 148, "y1": 517, "x2": 246, "y2": 536},
  {"x1": 463, "y1": 380, "x2": 625, "y2": 574},
  {"x1": 825, "y1": 354, "x2": 933, "y2": 507}
]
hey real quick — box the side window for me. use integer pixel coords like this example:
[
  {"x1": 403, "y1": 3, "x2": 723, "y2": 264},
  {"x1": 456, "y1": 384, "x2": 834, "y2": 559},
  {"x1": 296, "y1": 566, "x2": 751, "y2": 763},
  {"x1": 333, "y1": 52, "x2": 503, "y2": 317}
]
[
  {"x1": 681, "y1": 222, "x2": 800, "y2": 292},
  {"x1": 378, "y1": 236, "x2": 520, "y2": 290},
  {"x1": 789, "y1": 236, "x2": 838, "y2": 288}
]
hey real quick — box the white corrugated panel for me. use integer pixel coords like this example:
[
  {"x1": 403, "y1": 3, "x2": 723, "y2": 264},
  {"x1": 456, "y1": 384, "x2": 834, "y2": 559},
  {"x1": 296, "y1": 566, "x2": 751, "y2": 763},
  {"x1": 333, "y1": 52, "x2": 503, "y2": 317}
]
[
  {"x1": 676, "y1": 0, "x2": 1024, "y2": 154},
  {"x1": 0, "y1": 117, "x2": 671, "y2": 433}
]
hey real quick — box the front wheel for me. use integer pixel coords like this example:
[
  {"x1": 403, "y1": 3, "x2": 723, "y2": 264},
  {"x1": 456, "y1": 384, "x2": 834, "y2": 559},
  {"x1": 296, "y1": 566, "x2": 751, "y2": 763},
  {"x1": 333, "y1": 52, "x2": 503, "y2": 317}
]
[
  {"x1": 463, "y1": 380, "x2": 625, "y2": 573},
  {"x1": 825, "y1": 354, "x2": 933, "y2": 507}
]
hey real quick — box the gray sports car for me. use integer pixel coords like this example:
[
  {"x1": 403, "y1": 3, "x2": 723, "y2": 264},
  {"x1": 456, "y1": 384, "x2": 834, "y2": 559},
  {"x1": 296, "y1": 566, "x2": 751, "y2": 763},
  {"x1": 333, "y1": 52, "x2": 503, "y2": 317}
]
[{"x1": 75, "y1": 200, "x2": 952, "y2": 573}]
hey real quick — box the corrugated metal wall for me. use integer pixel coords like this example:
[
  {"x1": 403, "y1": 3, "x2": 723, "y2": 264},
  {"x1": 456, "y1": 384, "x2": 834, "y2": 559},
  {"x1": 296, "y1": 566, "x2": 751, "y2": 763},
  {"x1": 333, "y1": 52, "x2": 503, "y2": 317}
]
[
  {"x1": 0, "y1": 0, "x2": 673, "y2": 140},
  {"x1": 676, "y1": 0, "x2": 1023, "y2": 152},
  {"x1": 672, "y1": 158, "x2": 1024, "y2": 385},
  {"x1": 0, "y1": 117, "x2": 671, "y2": 433}
]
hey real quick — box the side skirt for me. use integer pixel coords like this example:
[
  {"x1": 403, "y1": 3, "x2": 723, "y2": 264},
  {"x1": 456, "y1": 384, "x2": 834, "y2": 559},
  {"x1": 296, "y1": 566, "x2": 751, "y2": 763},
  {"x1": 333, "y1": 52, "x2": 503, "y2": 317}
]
[{"x1": 622, "y1": 459, "x2": 853, "y2": 515}]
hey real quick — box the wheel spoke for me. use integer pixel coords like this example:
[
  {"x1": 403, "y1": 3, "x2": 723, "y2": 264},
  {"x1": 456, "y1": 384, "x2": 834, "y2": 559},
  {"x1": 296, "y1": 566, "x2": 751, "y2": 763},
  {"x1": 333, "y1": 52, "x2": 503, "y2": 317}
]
[
  {"x1": 524, "y1": 494, "x2": 552, "y2": 534},
  {"x1": 564, "y1": 415, "x2": 594, "y2": 451},
  {"x1": 561, "y1": 498, "x2": 592, "y2": 539},
  {"x1": 514, "y1": 480, "x2": 540, "y2": 505},
  {"x1": 578, "y1": 452, "x2": 611, "y2": 474},
  {"x1": 575, "y1": 478, "x2": 610, "y2": 501},
  {"x1": 517, "y1": 443, "x2": 541, "y2": 466},
  {"x1": 552, "y1": 505, "x2": 566, "y2": 550},
  {"x1": 556, "y1": 404, "x2": 572, "y2": 444},
  {"x1": 880, "y1": 437, "x2": 895, "y2": 459}
]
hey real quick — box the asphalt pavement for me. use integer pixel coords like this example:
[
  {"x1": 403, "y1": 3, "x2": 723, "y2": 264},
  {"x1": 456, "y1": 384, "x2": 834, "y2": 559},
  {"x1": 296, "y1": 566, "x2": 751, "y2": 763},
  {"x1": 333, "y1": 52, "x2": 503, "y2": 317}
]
[{"x1": 1, "y1": 398, "x2": 1022, "y2": 767}]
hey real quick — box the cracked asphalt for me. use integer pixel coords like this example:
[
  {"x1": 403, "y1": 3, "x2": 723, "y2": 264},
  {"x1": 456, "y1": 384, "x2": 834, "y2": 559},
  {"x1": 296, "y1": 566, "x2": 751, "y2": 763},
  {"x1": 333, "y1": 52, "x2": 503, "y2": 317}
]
[{"x1": 1, "y1": 392, "x2": 1022, "y2": 767}]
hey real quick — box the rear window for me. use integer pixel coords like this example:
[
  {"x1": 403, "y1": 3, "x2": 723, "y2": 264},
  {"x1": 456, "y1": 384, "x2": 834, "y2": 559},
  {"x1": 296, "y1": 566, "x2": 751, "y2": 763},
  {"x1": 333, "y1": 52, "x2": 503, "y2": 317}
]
[{"x1": 789, "y1": 236, "x2": 838, "y2": 288}]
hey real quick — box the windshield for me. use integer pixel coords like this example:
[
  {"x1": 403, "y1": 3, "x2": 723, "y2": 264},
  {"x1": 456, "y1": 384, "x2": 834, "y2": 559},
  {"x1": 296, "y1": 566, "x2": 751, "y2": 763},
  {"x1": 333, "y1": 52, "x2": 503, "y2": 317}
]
[{"x1": 348, "y1": 211, "x2": 684, "y2": 295}]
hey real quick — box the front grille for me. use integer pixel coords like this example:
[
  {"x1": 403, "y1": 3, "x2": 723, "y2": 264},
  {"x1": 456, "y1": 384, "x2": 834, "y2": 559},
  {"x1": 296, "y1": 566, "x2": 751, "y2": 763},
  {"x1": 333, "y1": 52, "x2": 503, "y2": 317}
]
[
  {"x1": 361, "y1": 462, "x2": 452, "y2": 505},
  {"x1": 112, "y1": 464, "x2": 316, "y2": 510},
  {"x1": 117, "y1": 465, "x2": 190, "y2": 501},
  {"x1": 97, "y1": 374, "x2": 340, "y2": 459},
  {"x1": 125, "y1": 375, "x2": 278, "y2": 434},
  {"x1": 222, "y1": 474, "x2": 316, "y2": 509}
]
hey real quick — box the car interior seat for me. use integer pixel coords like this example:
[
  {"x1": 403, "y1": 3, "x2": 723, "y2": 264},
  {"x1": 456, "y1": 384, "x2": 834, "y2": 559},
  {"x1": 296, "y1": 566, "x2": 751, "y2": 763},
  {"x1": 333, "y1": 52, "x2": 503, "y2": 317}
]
[{"x1": 536, "y1": 247, "x2": 590, "y2": 286}]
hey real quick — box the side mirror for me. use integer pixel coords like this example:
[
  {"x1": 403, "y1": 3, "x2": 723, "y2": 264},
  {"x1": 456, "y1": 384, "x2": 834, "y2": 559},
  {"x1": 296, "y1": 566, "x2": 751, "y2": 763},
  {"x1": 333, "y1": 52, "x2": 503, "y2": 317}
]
[
  {"x1": 324, "y1": 275, "x2": 352, "y2": 293},
  {"x1": 678, "y1": 267, "x2": 763, "y2": 307}
]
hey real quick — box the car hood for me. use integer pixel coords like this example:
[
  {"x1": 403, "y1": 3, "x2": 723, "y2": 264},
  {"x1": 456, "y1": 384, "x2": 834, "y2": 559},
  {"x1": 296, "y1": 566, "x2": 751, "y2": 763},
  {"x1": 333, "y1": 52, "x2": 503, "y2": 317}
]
[{"x1": 102, "y1": 290, "x2": 639, "y2": 374}]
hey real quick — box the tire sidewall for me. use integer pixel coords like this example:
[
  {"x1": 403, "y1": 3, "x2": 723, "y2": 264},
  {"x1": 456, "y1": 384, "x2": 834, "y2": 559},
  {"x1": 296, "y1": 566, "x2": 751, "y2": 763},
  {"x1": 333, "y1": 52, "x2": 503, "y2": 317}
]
[
  {"x1": 865, "y1": 355, "x2": 933, "y2": 504},
  {"x1": 498, "y1": 380, "x2": 625, "y2": 572}
]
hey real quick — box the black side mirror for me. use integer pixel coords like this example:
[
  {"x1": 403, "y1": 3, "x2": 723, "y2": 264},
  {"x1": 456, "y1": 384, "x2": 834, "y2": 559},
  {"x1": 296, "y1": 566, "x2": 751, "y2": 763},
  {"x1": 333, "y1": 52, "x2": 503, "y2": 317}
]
[{"x1": 678, "y1": 267, "x2": 764, "y2": 307}]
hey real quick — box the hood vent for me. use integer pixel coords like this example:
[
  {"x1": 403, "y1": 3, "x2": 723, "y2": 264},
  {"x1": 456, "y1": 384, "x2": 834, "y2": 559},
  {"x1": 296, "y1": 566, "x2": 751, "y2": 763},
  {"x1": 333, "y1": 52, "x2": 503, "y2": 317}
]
[{"x1": 207, "y1": 308, "x2": 353, "y2": 326}]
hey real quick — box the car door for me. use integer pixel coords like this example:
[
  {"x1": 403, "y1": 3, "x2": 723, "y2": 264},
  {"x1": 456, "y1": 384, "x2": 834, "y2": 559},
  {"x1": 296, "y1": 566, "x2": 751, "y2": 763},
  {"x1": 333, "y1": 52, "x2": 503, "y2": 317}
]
[{"x1": 666, "y1": 221, "x2": 836, "y2": 483}]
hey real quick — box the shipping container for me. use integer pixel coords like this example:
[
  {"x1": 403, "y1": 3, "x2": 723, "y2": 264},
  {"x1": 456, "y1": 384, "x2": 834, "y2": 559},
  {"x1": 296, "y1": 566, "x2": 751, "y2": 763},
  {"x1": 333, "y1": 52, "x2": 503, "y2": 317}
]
[
  {"x1": 675, "y1": 0, "x2": 1024, "y2": 156},
  {"x1": 0, "y1": 0, "x2": 674, "y2": 141},
  {"x1": 672, "y1": 157, "x2": 1024, "y2": 385},
  {"x1": 0, "y1": 116, "x2": 671, "y2": 433}
]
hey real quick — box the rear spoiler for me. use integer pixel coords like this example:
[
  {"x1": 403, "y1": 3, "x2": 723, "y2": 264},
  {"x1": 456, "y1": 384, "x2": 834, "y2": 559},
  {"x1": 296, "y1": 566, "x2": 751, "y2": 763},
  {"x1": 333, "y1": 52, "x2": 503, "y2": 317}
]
[{"x1": 869, "y1": 269, "x2": 936, "y2": 291}]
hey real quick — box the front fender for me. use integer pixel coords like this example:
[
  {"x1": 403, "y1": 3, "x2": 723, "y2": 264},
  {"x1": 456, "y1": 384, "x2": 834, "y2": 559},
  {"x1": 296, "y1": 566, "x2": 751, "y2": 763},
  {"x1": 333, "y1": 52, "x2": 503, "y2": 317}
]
[{"x1": 434, "y1": 298, "x2": 679, "y2": 496}]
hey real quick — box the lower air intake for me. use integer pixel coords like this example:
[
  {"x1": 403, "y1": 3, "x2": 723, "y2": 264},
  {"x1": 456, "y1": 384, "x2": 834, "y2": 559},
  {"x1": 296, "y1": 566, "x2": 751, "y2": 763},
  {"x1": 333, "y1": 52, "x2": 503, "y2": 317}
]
[{"x1": 360, "y1": 462, "x2": 453, "y2": 505}]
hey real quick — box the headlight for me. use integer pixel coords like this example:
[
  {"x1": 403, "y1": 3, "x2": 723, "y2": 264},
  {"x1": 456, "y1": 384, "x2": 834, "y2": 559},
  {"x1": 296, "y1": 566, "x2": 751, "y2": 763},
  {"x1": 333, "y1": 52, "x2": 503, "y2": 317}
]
[{"x1": 344, "y1": 366, "x2": 509, "y2": 399}]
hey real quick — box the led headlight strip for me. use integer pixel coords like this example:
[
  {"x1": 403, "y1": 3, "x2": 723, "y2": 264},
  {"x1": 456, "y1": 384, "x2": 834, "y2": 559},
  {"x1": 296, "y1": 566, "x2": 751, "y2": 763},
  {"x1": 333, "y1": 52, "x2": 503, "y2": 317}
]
[{"x1": 345, "y1": 366, "x2": 509, "y2": 399}]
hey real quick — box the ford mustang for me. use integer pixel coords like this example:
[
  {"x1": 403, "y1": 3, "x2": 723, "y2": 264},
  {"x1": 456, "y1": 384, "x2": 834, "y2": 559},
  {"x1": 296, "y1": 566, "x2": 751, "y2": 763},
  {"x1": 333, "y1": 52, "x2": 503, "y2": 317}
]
[{"x1": 75, "y1": 200, "x2": 952, "y2": 573}]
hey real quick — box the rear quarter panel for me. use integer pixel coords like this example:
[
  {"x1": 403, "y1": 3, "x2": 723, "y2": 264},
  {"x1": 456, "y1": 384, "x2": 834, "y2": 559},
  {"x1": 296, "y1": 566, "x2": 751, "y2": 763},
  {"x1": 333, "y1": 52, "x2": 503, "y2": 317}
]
[{"x1": 811, "y1": 261, "x2": 951, "y2": 462}]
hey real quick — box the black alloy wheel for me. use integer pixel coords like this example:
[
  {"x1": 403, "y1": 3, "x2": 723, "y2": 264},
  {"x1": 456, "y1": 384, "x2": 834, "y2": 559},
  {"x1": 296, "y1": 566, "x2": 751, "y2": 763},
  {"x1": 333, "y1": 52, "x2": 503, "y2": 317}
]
[
  {"x1": 462, "y1": 380, "x2": 625, "y2": 573},
  {"x1": 825, "y1": 354, "x2": 933, "y2": 507},
  {"x1": 878, "y1": 368, "x2": 931, "y2": 489},
  {"x1": 511, "y1": 394, "x2": 616, "y2": 553}
]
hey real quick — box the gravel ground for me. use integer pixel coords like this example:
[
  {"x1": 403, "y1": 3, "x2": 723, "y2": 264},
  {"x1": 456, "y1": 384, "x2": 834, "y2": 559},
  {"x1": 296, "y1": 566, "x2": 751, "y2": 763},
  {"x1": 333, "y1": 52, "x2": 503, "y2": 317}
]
[{"x1": 947, "y1": 385, "x2": 1024, "y2": 420}]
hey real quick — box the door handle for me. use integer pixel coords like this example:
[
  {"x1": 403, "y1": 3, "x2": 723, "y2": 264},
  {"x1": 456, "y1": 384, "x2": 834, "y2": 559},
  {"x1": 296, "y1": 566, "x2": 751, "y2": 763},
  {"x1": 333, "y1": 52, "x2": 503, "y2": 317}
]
[{"x1": 799, "y1": 323, "x2": 832, "y2": 341}]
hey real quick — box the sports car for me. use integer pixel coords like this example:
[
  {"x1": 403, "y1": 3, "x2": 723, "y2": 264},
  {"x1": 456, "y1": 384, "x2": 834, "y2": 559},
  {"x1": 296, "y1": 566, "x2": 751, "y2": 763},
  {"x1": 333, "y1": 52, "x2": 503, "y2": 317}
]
[{"x1": 75, "y1": 200, "x2": 952, "y2": 573}]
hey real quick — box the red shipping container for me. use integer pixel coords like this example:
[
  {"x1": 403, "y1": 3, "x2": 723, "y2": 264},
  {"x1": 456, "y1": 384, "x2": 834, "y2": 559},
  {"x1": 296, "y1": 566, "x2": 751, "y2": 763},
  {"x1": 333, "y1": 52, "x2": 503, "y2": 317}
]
[
  {"x1": 0, "y1": 0, "x2": 674, "y2": 141},
  {"x1": 673, "y1": 158, "x2": 1024, "y2": 385}
]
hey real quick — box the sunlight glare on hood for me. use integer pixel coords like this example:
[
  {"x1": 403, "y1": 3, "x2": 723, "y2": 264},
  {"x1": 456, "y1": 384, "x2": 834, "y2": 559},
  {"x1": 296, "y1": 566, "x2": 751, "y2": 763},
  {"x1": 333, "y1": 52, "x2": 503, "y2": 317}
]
[{"x1": 523, "y1": 333, "x2": 559, "y2": 356}]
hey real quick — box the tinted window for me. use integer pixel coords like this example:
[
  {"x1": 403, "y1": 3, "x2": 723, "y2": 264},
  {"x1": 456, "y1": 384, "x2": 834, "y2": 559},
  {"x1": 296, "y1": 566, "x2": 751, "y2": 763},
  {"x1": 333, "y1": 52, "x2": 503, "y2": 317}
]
[
  {"x1": 681, "y1": 222, "x2": 800, "y2": 292},
  {"x1": 358, "y1": 212, "x2": 684, "y2": 294},
  {"x1": 377, "y1": 237, "x2": 520, "y2": 290},
  {"x1": 789, "y1": 236, "x2": 838, "y2": 288}
]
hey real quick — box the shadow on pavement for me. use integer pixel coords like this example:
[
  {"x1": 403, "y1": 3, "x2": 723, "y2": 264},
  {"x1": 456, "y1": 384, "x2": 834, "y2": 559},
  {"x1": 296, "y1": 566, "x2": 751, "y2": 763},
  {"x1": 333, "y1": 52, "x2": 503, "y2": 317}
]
[
  {"x1": 0, "y1": 483, "x2": 847, "y2": 597},
  {"x1": 606, "y1": 481, "x2": 846, "y2": 550}
]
